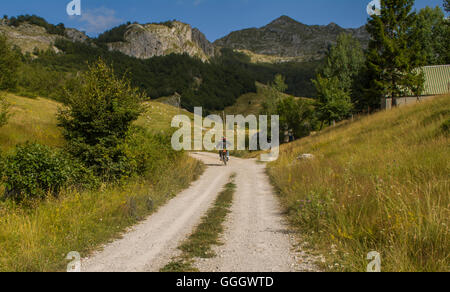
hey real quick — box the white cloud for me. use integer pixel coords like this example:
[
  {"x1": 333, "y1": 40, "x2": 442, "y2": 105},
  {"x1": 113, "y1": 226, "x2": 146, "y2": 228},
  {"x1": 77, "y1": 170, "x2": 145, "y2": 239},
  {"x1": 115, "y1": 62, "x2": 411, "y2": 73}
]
[
  {"x1": 193, "y1": 0, "x2": 205, "y2": 6},
  {"x1": 77, "y1": 7, "x2": 123, "y2": 35}
]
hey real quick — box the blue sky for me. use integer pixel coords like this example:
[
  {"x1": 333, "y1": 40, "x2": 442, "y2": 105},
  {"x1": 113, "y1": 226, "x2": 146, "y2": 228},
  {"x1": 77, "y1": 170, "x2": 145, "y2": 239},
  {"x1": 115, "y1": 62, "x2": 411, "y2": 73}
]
[{"x1": 0, "y1": 0, "x2": 446, "y2": 41}]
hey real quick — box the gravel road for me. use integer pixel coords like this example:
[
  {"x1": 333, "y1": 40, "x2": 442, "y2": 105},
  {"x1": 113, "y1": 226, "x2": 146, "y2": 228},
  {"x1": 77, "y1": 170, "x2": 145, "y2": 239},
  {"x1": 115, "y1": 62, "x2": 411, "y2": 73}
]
[{"x1": 82, "y1": 152, "x2": 318, "y2": 272}]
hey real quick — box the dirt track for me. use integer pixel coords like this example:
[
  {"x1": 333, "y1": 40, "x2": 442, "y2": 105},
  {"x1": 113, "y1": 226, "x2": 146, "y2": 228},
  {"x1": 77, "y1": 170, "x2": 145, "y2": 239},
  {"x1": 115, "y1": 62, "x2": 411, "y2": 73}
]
[{"x1": 82, "y1": 152, "x2": 317, "y2": 272}]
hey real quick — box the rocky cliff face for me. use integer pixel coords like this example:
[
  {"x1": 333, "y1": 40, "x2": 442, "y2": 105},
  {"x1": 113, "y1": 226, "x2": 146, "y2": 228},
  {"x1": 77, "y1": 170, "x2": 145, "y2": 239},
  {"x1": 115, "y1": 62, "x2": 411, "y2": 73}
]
[
  {"x1": 192, "y1": 28, "x2": 216, "y2": 58},
  {"x1": 106, "y1": 22, "x2": 214, "y2": 61},
  {"x1": 0, "y1": 23, "x2": 61, "y2": 54},
  {"x1": 214, "y1": 16, "x2": 370, "y2": 61},
  {"x1": 1, "y1": 16, "x2": 370, "y2": 64},
  {"x1": 65, "y1": 28, "x2": 88, "y2": 43}
]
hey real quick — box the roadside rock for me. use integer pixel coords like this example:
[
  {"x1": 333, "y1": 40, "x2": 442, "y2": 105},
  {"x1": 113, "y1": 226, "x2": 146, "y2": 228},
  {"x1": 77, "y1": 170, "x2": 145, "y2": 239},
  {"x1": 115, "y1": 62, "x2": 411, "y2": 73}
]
[{"x1": 297, "y1": 154, "x2": 315, "y2": 160}]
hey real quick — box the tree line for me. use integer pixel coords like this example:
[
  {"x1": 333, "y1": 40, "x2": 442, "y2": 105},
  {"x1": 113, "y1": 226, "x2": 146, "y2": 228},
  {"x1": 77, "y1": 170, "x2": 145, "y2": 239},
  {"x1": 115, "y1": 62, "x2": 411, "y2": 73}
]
[
  {"x1": 4, "y1": 35, "x2": 319, "y2": 114},
  {"x1": 263, "y1": 0, "x2": 449, "y2": 142},
  {"x1": 312, "y1": 0, "x2": 449, "y2": 128}
]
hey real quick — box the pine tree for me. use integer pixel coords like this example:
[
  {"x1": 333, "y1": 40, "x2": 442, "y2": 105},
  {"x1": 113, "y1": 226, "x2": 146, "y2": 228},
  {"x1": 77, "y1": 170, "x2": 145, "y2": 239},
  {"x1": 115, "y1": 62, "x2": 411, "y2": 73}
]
[
  {"x1": 58, "y1": 59, "x2": 144, "y2": 179},
  {"x1": 312, "y1": 33, "x2": 362, "y2": 122},
  {"x1": 365, "y1": 0, "x2": 426, "y2": 106},
  {"x1": 319, "y1": 33, "x2": 365, "y2": 92},
  {"x1": 444, "y1": 0, "x2": 450, "y2": 12},
  {"x1": 261, "y1": 74, "x2": 288, "y2": 116}
]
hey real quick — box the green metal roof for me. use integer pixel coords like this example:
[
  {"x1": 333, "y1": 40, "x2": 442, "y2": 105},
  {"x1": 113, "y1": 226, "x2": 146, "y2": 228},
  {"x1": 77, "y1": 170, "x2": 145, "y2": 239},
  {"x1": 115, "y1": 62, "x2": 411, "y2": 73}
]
[{"x1": 421, "y1": 65, "x2": 450, "y2": 96}]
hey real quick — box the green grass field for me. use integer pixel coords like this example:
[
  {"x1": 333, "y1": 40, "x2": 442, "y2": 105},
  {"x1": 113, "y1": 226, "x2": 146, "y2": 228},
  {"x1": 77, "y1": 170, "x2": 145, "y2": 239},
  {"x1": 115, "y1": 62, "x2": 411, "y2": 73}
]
[
  {"x1": 0, "y1": 93, "x2": 63, "y2": 152},
  {"x1": 267, "y1": 95, "x2": 449, "y2": 272}
]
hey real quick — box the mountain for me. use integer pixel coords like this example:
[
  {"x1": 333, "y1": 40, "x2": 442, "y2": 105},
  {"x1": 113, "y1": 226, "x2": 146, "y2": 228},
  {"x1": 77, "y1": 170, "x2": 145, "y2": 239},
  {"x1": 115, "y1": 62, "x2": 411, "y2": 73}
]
[
  {"x1": 1, "y1": 15, "x2": 369, "y2": 63},
  {"x1": 214, "y1": 16, "x2": 370, "y2": 61},
  {"x1": 0, "y1": 19, "x2": 215, "y2": 62},
  {"x1": 104, "y1": 21, "x2": 216, "y2": 61}
]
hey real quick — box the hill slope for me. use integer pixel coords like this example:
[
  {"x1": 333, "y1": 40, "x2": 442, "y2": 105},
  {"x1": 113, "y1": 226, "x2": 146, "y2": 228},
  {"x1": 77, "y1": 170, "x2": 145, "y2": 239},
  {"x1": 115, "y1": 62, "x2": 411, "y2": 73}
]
[
  {"x1": 221, "y1": 82, "x2": 314, "y2": 116},
  {"x1": 267, "y1": 95, "x2": 449, "y2": 272},
  {"x1": 0, "y1": 93, "x2": 194, "y2": 153},
  {"x1": 214, "y1": 16, "x2": 369, "y2": 61}
]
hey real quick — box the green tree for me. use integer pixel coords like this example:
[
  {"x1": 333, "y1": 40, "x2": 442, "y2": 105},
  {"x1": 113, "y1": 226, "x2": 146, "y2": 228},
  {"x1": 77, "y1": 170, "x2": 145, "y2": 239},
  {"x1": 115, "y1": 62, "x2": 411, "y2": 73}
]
[
  {"x1": 276, "y1": 96, "x2": 315, "y2": 140},
  {"x1": 261, "y1": 74, "x2": 288, "y2": 116},
  {"x1": 414, "y1": 6, "x2": 449, "y2": 65},
  {"x1": 365, "y1": 0, "x2": 426, "y2": 105},
  {"x1": 0, "y1": 35, "x2": 20, "y2": 90},
  {"x1": 319, "y1": 33, "x2": 365, "y2": 92},
  {"x1": 444, "y1": 0, "x2": 450, "y2": 12},
  {"x1": 312, "y1": 33, "x2": 361, "y2": 123},
  {"x1": 58, "y1": 59, "x2": 144, "y2": 179},
  {"x1": 272, "y1": 74, "x2": 288, "y2": 93},
  {"x1": 313, "y1": 76, "x2": 354, "y2": 127}
]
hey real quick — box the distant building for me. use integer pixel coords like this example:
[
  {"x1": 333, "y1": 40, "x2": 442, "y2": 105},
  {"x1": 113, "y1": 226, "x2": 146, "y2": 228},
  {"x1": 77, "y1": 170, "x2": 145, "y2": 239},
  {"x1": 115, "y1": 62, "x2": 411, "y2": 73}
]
[
  {"x1": 382, "y1": 64, "x2": 450, "y2": 109},
  {"x1": 421, "y1": 65, "x2": 450, "y2": 95}
]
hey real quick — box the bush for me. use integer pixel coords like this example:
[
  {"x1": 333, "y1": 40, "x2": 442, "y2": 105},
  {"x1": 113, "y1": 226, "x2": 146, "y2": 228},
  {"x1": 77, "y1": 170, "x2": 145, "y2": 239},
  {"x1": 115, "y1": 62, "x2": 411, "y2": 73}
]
[
  {"x1": 123, "y1": 126, "x2": 181, "y2": 176},
  {"x1": 1, "y1": 143, "x2": 96, "y2": 202},
  {"x1": 58, "y1": 59, "x2": 144, "y2": 179}
]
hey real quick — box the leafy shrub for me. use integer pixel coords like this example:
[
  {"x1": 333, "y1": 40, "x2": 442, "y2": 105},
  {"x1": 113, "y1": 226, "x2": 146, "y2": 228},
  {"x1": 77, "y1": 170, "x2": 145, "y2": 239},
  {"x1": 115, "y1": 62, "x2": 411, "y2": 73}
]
[
  {"x1": 1, "y1": 143, "x2": 96, "y2": 202},
  {"x1": 58, "y1": 59, "x2": 144, "y2": 179},
  {"x1": 123, "y1": 126, "x2": 181, "y2": 177}
]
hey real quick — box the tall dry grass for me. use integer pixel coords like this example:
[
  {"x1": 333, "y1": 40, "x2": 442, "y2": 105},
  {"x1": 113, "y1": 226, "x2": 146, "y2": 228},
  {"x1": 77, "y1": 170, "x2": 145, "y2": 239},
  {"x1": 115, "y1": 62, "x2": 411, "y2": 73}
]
[
  {"x1": 268, "y1": 95, "x2": 449, "y2": 272},
  {"x1": 0, "y1": 156, "x2": 203, "y2": 272},
  {"x1": 0, "y1": 93, "x2": 205, "y2": 272}
]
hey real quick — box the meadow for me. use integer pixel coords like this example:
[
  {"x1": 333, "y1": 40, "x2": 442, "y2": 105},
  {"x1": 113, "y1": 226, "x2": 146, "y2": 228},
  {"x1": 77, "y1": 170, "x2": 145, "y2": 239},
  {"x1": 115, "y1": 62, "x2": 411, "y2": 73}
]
[
  {"x1": 267, "y1": 95, "x2": 449, "y2": 272},
  {"x1": 0, "y1": 93, "x2": 204, "y2": 271}
]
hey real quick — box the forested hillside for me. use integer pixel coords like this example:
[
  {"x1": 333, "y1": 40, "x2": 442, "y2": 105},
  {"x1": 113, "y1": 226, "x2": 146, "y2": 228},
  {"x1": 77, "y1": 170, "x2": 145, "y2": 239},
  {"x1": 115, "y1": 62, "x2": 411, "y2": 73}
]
[{"x1": 14, "y1": 37, "x2": 320, "y2": 113}]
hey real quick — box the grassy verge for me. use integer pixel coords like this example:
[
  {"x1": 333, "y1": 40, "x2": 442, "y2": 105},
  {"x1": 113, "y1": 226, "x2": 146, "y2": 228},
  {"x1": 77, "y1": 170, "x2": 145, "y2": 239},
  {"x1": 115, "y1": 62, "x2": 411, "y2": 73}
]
[
  {"x1": 161, "y1": 174, "x2": 237, "y2": 272},
  {"x1": 0, "y1": 156, "x2": 204, "y2": 272},
  {"x1": 267, "y1": 95, "x2": 449, "y2": 272}
]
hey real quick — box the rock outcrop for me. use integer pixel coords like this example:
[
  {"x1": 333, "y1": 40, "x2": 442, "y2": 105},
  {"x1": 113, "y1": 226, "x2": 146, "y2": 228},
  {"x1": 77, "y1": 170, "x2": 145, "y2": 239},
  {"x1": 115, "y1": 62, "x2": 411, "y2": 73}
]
[
  {"x1": 0, "y1": 23, "x2": 61, "y2": 54},
  {"x1": 192, "y1": 28, "x2": 216, "y2": 58},
  {"x1": 65, "y1": 28, "x2": 88, "y2": 43},
  {"x1": 106, "y1": 22, "x2": 214, "y2": 61}
]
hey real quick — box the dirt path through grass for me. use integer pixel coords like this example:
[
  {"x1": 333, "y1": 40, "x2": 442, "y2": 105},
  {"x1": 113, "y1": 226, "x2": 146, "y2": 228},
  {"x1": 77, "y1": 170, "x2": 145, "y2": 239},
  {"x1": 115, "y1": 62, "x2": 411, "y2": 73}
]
[
  {"x1": 83, "y1": 152, "x2": 317, "y2": 272},
  {"x1": 193, "y1": 153, "x2": 318, "y2": 272}
]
